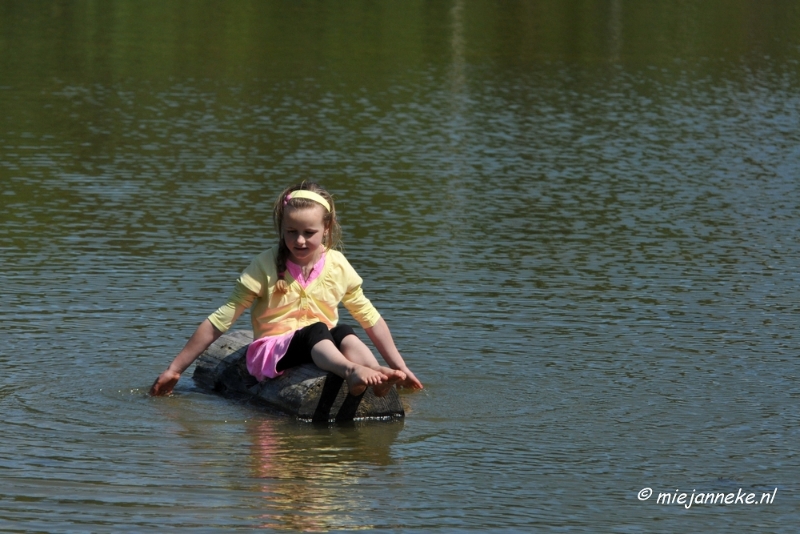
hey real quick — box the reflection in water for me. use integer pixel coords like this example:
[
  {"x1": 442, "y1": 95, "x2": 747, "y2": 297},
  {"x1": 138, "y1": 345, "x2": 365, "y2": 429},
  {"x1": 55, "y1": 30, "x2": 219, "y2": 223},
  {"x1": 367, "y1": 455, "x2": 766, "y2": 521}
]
[
  {"x1": 248, "y1": 418, "x2": 403, "y2": 531},
  {"x1": 607, "y1": 0, "x2": 622, "y2": 62},
  {"x1": 449, "y1": 0, "x2": 466, "y2": 94}
]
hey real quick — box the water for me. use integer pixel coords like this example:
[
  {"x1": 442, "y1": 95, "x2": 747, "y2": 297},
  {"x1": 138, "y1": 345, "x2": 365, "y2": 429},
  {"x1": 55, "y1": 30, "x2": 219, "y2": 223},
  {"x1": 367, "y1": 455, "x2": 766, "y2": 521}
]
[{"x1": 2, "y1": 1, "x2": 800, "y2": 531}]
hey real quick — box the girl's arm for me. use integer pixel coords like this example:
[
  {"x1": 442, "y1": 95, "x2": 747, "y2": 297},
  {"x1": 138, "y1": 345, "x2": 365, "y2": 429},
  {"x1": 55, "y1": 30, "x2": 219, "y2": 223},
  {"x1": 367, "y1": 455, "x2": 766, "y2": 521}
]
[
  {"x1": 150, "y1": 319, "x2": 222, "y2": 396},
  {"x1": 365, "y1": 317, "x2": 423, "y2": 389},
  {"x1": 151, "y1": 280, "x2": 255, "y2": 396}
]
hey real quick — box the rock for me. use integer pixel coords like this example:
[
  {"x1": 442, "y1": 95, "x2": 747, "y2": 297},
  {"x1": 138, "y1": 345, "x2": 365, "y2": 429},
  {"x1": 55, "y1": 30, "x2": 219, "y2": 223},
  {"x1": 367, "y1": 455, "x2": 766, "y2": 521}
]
[{"x1": 192, "y1": 330, "x2": 405, "y2": 422}]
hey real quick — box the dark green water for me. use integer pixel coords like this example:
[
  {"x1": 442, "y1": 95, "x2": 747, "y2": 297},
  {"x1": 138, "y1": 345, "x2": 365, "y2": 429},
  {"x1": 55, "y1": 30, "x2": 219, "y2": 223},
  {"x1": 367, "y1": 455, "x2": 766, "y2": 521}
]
[{"x1": 2, "y1": 1, "x2": 800, "y2": 531}]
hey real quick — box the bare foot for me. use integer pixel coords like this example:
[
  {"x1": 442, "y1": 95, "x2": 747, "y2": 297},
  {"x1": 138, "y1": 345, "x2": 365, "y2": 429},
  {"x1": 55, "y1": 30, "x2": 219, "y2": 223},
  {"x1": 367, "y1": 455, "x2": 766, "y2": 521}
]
[
  {"x1": 373, "y1": 368, "x2": 406, "y2": 397},
  {"x1": 345, "y1": 365, "x2": 386, "y2": 396}
]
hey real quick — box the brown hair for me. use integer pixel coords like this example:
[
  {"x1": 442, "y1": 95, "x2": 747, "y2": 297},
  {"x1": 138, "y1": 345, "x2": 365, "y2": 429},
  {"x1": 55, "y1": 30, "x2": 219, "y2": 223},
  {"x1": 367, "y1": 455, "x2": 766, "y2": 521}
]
[{"x1": 272, "y1": 181, "x2": 341, "y2": 293}]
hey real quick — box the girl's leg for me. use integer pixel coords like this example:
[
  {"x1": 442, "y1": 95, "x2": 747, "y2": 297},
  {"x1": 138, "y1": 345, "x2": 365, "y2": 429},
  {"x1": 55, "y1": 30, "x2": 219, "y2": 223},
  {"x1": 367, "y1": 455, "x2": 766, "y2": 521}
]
[
  {"x1": 309, "y1": 339, "x2": 386, "y2": 396},
  {"x1": 278, "y1": 323, "x2": 403, "y2": 396},
  {"x1": 331, "y1": 326, "x2": 406, "y2": 396},
  {"x1": 282, "y1": 323, "x2": 385, "y2": 395},
  {"x1": 330, "y1": 325, "x2": 381, "y2": 369}
]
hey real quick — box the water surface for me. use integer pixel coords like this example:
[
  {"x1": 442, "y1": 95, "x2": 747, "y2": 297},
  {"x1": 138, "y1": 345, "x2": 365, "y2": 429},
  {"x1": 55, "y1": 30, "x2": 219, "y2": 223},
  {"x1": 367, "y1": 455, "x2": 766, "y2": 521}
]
[{"x1": 2, "y1": 1, "x2": 800, "y2": 531}]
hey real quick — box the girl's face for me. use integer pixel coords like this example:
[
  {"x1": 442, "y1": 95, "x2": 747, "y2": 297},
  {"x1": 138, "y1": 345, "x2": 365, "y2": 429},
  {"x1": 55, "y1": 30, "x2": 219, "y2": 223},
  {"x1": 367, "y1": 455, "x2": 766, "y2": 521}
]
[{"x1": 282, "y1": 205, "x2": 328, "y2": 265}]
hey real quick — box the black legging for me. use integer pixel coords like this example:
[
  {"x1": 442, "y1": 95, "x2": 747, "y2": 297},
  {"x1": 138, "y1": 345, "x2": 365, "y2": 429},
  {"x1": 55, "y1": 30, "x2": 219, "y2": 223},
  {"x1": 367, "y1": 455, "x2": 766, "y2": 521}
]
[{"x1": 275, "y1": 322, "x2": 356, "y2": 372}]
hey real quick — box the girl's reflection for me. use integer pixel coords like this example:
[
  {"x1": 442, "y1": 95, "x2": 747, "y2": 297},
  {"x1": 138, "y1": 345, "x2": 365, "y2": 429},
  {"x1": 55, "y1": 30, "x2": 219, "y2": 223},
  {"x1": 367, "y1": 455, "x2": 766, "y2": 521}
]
[{"x1": 248, "y1": 416, "x2": 404, "y2": 531}]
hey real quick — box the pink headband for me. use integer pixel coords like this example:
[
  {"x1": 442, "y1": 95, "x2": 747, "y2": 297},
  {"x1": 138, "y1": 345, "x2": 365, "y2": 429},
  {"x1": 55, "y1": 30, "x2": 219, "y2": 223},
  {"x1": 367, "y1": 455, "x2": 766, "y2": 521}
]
[{"x1": 284, "y1": 190, "x2": 331, "y2": 212}]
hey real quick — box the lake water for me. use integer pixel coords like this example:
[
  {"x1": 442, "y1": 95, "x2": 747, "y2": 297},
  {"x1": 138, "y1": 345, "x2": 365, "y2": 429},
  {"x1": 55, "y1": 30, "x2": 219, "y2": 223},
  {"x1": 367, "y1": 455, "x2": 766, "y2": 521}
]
[{"x1": 2, "y1": 1, "x2": 800, "y2": 532}]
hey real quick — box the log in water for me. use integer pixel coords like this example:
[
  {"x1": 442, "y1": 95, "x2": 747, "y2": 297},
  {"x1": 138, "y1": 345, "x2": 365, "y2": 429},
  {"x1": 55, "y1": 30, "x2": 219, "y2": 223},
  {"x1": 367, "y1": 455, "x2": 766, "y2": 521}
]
[{"x1": 192, "y1": 330, "x2": 405, "y2": 422}]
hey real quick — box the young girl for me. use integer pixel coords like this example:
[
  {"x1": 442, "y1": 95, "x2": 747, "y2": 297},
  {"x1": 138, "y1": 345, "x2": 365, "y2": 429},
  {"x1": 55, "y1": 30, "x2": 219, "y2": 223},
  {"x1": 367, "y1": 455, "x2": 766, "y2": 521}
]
[{"x1": 150, "y1": 181, "x2": 423, "y2": 398}]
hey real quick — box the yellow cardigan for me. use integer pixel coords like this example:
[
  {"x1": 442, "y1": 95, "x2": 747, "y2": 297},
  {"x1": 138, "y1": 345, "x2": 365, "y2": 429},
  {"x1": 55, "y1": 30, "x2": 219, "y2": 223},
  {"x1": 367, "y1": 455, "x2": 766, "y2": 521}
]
[{"x1": 207, "y1": 247, "x2": 381, "y2": 339}]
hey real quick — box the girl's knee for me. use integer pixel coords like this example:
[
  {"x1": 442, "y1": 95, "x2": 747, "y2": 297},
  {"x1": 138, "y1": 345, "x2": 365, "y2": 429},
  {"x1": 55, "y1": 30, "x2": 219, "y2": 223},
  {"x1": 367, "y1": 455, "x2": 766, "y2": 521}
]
[
  {"x1": 331, "y1": 324, "x2": 357, "y2": 347},
  {"x1": 338, "y1": 334, "x2": 362, "y2": 351},
  {"x1": 305, "y1": 322, "x2": 334, "y2": 347}
]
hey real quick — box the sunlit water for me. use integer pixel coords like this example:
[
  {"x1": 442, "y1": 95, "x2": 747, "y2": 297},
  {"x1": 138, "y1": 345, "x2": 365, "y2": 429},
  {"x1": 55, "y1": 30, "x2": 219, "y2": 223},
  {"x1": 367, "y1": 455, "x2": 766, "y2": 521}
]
[{"x1": 2, "y1": 1, "x2": 800, "y2": 532}]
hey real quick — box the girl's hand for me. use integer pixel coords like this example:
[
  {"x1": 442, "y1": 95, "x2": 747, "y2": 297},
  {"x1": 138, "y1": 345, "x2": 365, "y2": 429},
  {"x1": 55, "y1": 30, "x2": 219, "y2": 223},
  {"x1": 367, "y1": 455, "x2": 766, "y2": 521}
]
[
  {"x1": 150, "y1": 368, "x2": 181, "y2": 396},
  {"x1": 398, "y1": 367, "x2": 423, "y2": 390}
]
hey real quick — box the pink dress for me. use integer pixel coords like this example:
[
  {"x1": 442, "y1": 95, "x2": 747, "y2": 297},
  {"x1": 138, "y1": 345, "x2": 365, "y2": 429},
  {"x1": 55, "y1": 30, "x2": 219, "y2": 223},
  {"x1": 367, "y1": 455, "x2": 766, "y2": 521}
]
[{"x1": 245, "y1": 253, "x2": 326, "y2": 381}]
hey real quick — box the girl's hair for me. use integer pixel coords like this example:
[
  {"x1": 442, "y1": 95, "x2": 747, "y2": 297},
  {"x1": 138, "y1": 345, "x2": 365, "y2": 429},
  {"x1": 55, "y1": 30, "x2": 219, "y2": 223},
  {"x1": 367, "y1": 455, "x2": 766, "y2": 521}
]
[{"x1": 272, "y1": 181, "x2": 341, "y2": 293}]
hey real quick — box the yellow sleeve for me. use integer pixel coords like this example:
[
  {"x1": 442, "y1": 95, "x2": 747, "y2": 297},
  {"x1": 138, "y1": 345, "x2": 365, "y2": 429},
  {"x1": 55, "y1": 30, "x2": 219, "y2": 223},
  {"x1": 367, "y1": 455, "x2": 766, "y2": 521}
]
[
  {"x1": 207, "y1": 249, "x2": 277, "y2": 332},
  {"x1": 338, "y1": 254, "x2": 382, "y2": 328},
  {"x1": 207, "y1": 279, "x2": 258, "y2": 333},
  {"x1": 342, "y1": 284, "x2": 382, "y2": 328}
]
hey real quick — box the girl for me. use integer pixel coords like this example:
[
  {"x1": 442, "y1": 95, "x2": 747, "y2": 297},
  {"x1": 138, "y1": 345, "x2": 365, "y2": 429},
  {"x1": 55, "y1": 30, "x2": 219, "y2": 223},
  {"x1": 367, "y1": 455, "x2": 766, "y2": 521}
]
[{"x1": 150, "y1": 181, "x2": 423, "y2": 398}]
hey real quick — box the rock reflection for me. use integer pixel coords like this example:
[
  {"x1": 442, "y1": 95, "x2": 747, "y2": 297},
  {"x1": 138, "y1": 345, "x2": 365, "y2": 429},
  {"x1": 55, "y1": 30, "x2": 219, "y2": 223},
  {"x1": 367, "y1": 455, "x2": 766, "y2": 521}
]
[{"x1": 248, "y1": 417, "x2": 404, "y2": 531}]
